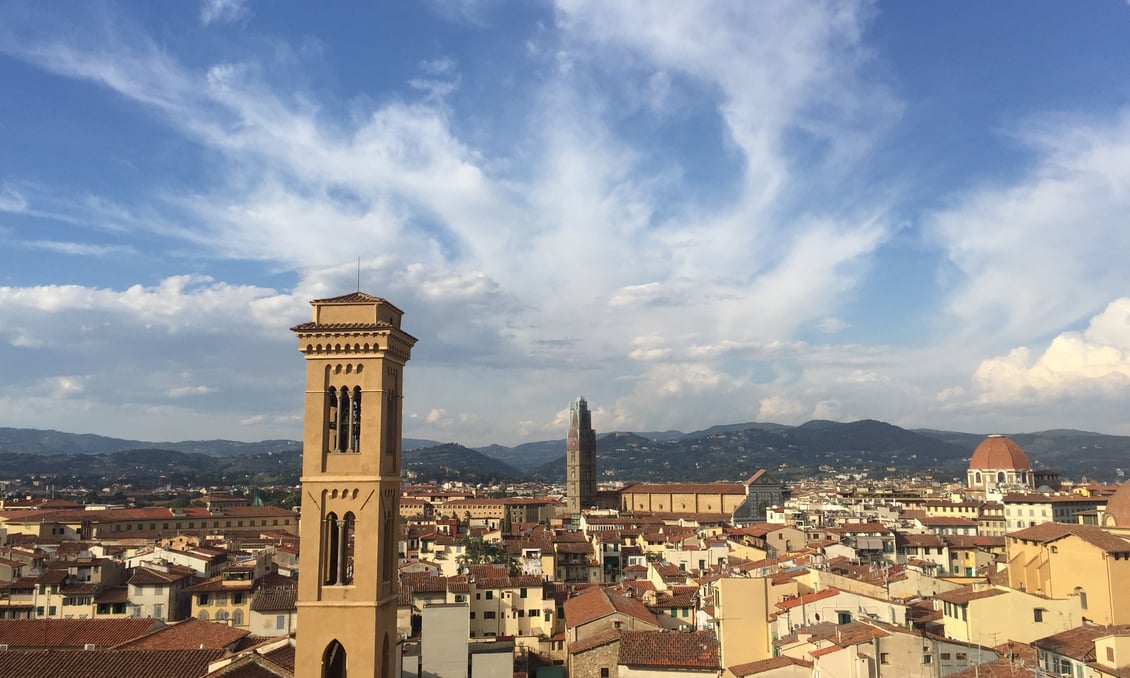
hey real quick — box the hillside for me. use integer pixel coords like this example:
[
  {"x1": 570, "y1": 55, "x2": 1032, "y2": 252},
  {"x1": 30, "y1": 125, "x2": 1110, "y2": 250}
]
[{"x1": 0, "y1": 421, "x2": 1126, "y2": 490}]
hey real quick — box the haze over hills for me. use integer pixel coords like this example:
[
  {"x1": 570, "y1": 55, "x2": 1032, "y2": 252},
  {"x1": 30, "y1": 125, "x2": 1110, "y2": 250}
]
[{"x1": 0, "y1": 421, "x2": 1127, "y2": 487}]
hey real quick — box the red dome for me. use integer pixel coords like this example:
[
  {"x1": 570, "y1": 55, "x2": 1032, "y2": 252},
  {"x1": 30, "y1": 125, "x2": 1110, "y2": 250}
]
[
  {"x1": 968, "y1": 435, "x2": 1031, "y2": 471},
  {"x1": 1105, "y1": 480, "x2": 1130, "y2": 528}
]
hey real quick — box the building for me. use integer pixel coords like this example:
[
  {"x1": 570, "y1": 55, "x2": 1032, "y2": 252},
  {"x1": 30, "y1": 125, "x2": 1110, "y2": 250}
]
[
  {"x1": 1005, "y1": 522, "x2": 1130, "y2": 625},
  {"x1": 966, "y1": 435, "x2": 1035, "y2": 496},
  {"x1": 621, "y1": 471, "x2": 788, "y2": 526},
  {"x1": 291, "y1": 292, "x2": 417, "y2": 678},
  {"x1": 567, "y1": 397, "x2": 597, "y2": 516}
]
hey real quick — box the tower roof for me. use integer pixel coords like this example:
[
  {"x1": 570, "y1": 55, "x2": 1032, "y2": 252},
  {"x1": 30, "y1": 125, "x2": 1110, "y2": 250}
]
[{"x1": 968, "y1": 435, "x2": 1031, "y2": 471}]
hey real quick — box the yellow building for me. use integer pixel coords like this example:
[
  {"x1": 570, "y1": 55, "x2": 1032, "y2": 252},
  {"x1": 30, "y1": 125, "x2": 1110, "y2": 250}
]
[
  {"x1": 621, "y1": 483, "x2": 748, "y2": 516},
  {"x1": 1005, "y1": 522, "x2": 1130, "y2": 625},
  {"x1": 185, "y1": 566, "x2": 256, "y2": 626},
  {"x1": 291, "y1": 292, "x2": 416, "y2": 678},
  {"x1": 937, "y1": 585, "x2": 1081, "y2": 645},
  {"x1": 710, "y1": 577, "x2": 775, "y2": 676}
]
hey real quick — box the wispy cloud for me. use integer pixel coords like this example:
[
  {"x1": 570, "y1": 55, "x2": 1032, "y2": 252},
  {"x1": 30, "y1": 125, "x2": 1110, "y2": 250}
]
[
  {"x1": 23, "y1": 240, "x2": 136, "y2": 257},
  {"x1": 200, "y1": 0, "x2": 249, "y2": 26}
]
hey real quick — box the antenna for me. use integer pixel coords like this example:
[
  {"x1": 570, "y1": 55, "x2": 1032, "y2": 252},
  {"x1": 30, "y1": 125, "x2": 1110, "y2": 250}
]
[{"x1": 356, "y1": 257, "x2": 361, "y2": 292}]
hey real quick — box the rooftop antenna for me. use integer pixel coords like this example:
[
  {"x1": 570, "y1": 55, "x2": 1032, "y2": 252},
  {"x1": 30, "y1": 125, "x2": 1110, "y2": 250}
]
[{"x1": 356, "y1": 257, "x2": 361, "y2": 292}]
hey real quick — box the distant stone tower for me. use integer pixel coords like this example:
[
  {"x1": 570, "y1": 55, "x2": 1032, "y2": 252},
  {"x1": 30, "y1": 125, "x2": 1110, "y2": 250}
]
[
  {"x1": 291, "y1": 292, "x2": 416, "y2": 678},
  {"x1": 566, "y1": 397, "x2": 597, "y2": 515}
]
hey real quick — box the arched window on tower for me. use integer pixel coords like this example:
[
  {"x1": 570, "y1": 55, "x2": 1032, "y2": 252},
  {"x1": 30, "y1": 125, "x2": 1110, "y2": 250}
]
[
  {"x1": 997, "y1": 472, "x2": 1005, "y2": 485},
  {"x1": 324, "y1": 512, "x2": 340, "y2": 585},
  {"x1": 350, "y1": 387, "x2": 362, "y2": 452},
  {"x1": 975, "y1": 472, "x2": 982, "y2": 485},
  {"x1": 326, "y1": 388, "x2": 339, "y2": 453},
  {"x1": 323, "y1": 640, "x2": 347, "y2": 678},
  {"x1": 339, "y1": 387, "x2": 351, "y2": 453},
  {"x1": 342, "y1": 512, "x2": 355, "y2": 585}
]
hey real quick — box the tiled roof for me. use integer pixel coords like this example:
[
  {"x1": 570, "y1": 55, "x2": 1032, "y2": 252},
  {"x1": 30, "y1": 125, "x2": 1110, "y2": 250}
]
[
  {"x1": 622, "y1": 483, "x2": 747, "y2": 495},
  {"x1": 936, "y1": 587, "x2": 1007, "y2": 605},
  {"x1": 564, "y1": 587, "x2": 658, "y2": 629},
  {"x1": 1007, "y1": 523, "x2": 1130, "y2": 553},
  {"x1": 0, "y1": 648, "x2": 225, "y2": 678},
  {"x1": 1034, "y1": 624, "x2": 1130, "y2": 660},
  {"x1": 0, "y1": 618, "x2": 164, "y2": 648},
  {"x1": 95, "y1": 586, "x2": 130, "y2": 603},
  {"x1": 186, "y1": 575, "x2": 254, "y2": 593},
  {"x1": 250, "y1": 588, "x2": 298, "y2": 612},
  {"x1": 130, "y1": 565, "x2": 197, "y2": 585},
  {"x1": 776, "y1": 588, "x2": 840, "y2": 611},
  {"x1": 617, "y1": 630, "x2": 720, "y2": 670},
  {"x1": 568, "y1": 628, "x2": 621, "y2": 655},
  {"x1": 729, "y1": 655, "x2": 813, "y2": 676},
  {"x1": 312, "y1": 291, "x2": 389, "y2": 304},
  {"x1": 115, "y1": 617, "x2": 250, "y2": 650}
]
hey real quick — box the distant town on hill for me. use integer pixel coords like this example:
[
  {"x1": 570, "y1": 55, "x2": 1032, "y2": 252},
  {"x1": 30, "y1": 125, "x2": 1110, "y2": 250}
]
[{"x1": 0, "y1": 421, "x2": 1126, "y2": 492}]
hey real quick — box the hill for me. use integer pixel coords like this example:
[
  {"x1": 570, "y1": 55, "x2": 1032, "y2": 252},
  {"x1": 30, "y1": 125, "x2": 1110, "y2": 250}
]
[{"x1": 403, "y1": 443, "x2": 522, "y2": 484}]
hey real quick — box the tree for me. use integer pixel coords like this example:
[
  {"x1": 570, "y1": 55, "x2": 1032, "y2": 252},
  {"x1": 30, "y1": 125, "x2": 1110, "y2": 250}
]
[{"x1": 455, "y1": 535, "x2": 519, "y2": 575}]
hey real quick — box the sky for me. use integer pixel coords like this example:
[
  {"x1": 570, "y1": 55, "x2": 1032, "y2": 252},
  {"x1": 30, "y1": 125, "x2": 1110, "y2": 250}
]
[{"x1": 3, "y1": 1, "x2": 1130, "y2": 447}]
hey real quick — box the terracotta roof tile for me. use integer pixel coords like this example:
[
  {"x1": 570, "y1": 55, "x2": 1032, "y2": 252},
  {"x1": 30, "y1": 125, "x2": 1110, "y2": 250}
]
[
  {"x1": 0, "y1": 649, "x2": 226, "y2": 678},
  {"x1": 114, "y1": 617, "x2": 250, "y2": 650},
  {"x1": 568, "y1": 628, "x2": 621, "y2": 654},
  {"x1": 564, "y1": 587, "x2": 658, "y2": 629},
  {"x1": 617, "y1": 630, "x2": 720, "y2": 670},
  {"x1": 251, "y1": 588, "x2": 297, "y2": 612},
  {"x1": 729, "y1": 655, "x2": 812, "y2": 676},
  {"x1": 0, "y1": 618, "x2": 163, "y2": 648},
  {"x1": 936, "y1": 587, "x2": 1007, "y2": 605},
  {"x1": 1034, "y1": 624, "x2": 1130, "y2": 660},
  {"x1": 1008, "y1": 524, "x2": 1130, "y2": 553}
]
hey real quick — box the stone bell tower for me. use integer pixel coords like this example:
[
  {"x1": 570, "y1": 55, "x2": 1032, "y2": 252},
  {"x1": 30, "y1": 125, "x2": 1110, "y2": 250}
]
[{"x1": 291, "y1": 292, "x2": 416, "y2": 678}]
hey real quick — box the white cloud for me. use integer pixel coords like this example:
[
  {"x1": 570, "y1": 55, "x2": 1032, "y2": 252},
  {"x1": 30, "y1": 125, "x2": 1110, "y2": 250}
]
[
  {"x1": 757, "y1": 395, "x2": 806, "y2": 422},
  {"x1": 929, "y1": 113, "x2": 1130, "y2": 348},
  {"x1": 966, "y1": 297, "x2": 1130, "y2": 405},
  {"x1": 167, "y1": 385, "x2": 212, "y2": 398},
  {"x1": 23, "y1": 240, "x2": 135, "y2": 257},
  {"x1": 0, "y1": 185, "x2": 28, "y2": 212},
  {"x1": 200, "y1": 0, "x2": 249, "y2": 26}
]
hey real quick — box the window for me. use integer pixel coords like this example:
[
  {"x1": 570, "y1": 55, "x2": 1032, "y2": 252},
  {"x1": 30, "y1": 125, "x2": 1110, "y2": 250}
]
[
  {"x1": 199, "y1": 610, "x2": 209, "y2": 621},
  {"x1": 600, "y1": 669, "x2": 609, "y2": 678},
  {"x1": 484, "y1": 611, "x2": 496, "y2": 619},
  {"x1": 956, "y1": 653, "x2": 967, "y2": 661},
  {"x1": 922, "y1": 654, "x2": 932, "y2": 664},
  {"x1": 544, "y1": 611, "x2": 552, "y2": 622},
  {"x1": 470, "y1": 612, "x2": 476, "y2": 619},
  {"x1": 880, "y1": 653, "x2": 890, "y2": 665},
  {"x1": 941, "y1": 653, "x2": 951, "y2": 660},
  {"x1": 486, "y1": 591, "x2": 493, "y2": 600},
  {"x1": 520, "y1": 588, "x2": 528, "y2": 599},
  {"x1": 232, "y1": 609, "x2": 243, "y2": 626},
  {"x1": 154, "y1": 604, "x2": 164, "y2": 619},
  {"x1": 1034, "y1": 608, "x2": 1045, "y2": 623},
  {"x1": 199, "y1": 594, "x2": 210, "y2": 605},
  {"x1": 277, "y1": 615, "x2": 286, "y2": 630},
  {"x1": 1108, "y1": 647, "x2": 1115, "y2": 662},
  {"x1": 233, "y1": 593, "x2": 244, "y2": 605}
]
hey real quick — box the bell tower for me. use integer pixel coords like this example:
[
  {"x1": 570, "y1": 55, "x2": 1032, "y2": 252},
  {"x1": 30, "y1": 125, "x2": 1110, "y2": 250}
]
[{"x1": 291, "y1": 292, "x2": 416, "y2": 678}]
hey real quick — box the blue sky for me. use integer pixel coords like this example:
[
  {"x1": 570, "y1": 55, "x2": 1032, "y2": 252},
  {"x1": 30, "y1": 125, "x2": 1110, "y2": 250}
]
[{"x1": 3, "y1": 1, "x2": 1130, "y2": 447}]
